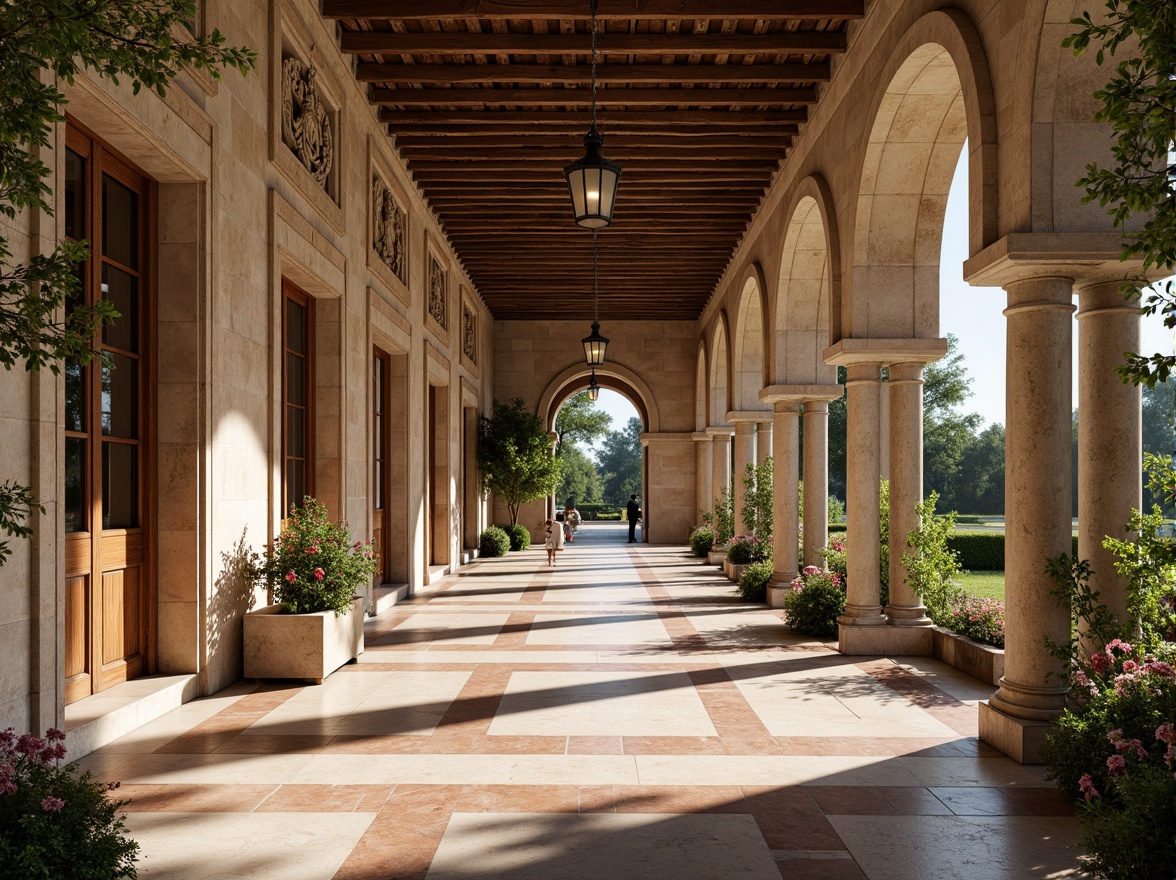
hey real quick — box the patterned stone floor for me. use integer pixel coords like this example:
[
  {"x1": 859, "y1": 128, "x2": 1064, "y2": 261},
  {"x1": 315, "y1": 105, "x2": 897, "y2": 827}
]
[{"x1": 74, "y1": 523, "x2": 1085, "y2": 879}]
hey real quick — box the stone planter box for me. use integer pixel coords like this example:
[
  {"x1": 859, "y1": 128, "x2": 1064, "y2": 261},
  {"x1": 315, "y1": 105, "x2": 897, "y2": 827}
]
[
  {"x1": 244, "y1": 597, "x2": 365, "y2": 684},
  {"x1": 707, "y1": 549, "x2": 727, "y2": 566},
  {"x1": 724, "y1": 560, "x2": 751, "y2": 582},
  {"x1": 932, "y1": 625, "x2": 1004, "y2": 686}
]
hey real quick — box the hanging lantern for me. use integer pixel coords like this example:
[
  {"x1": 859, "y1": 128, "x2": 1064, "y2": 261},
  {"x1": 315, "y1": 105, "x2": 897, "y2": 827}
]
[
  {"x1": 588, "y1": 371, "x2": 600, "y2": 401},
  {"x1": 581, "y1": 322, "x2": 609, "y2": 368}
]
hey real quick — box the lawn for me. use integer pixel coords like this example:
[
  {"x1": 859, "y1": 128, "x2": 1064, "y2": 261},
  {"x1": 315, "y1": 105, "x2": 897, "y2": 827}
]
[{"x1": 956, "y1": 570, "x2": 1005, "y2": 601}]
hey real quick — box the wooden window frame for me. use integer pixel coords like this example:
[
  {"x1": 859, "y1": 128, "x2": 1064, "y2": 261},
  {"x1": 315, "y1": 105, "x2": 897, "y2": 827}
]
[{"x1": 281, "y1": 280, "x2": 315, "y2": 513}]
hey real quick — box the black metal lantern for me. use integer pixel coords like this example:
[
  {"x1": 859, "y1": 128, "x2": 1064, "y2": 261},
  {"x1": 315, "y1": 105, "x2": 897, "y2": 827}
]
[
  {"x1": 587, "y1": 370, "x2": 601, "y2": 401},
  {"x1": 564, "y1": 0, "x2": 620, "y2": 228},
  {"x1": 582, "y1": 323, "x2": 608, "y2": 368}
]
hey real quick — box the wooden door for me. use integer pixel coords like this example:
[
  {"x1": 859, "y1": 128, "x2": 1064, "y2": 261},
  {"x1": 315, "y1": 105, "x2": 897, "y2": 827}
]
[
  {"x1": 63, "y1": 126, "x2": 151, "y2": 704},
  {"x1": 372, "y1": 348, "x2": 390, "y2": 583}
]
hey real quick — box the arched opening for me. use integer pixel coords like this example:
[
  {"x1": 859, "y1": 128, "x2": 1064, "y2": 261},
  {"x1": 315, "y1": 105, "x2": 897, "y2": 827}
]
[
  {"x1": 694, "y1": 345, "x2": 708, "y2": 434},
  {"x1": 732, "y1": 274, "x2": 769, "y2": 413},
  {"x1": 708, "y1": 318, "x2": 730, "y2": 427}
]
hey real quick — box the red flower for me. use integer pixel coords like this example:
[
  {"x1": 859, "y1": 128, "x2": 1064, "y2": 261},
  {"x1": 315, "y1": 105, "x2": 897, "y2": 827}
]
[
  {"x1": 285, "y1": 571, "x2": 297, "y2": 583},
  {"x1": 314, "y1": 568, "x2": 325, "y2": 581}
]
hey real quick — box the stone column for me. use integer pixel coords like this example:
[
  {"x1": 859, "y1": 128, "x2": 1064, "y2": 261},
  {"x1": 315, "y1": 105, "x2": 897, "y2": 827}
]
[
  {"x1": 981, "y1": 276, "x2": 1075, "y2": 763},
  {"x1": 885, "y1": 362, "x2": 932, "y2": 626},
  {"x1": 756, "y1": 420, "x2": 773, "y2": 467},
  {"x1": 768, "y1": 402, "x2": 800, "y2": 606},
  {"x1": 707, "y1": 427, "x2": 733, "y2": 524},
  {"x1": 838, "y1": 363, "x2": 886, "y2": 628},
  {"x1": 802, "y1": 400, "x2": 830, "y2": 567},
  {"x1": 693, "y1": 432, "x2": 713, "y2": 529},
  {"x1": 731, "y1": 420, "x2": 756, "y2": 534},
  {"x1": 1076, "y1": 280, "x2": 1142, "y2": 625}
]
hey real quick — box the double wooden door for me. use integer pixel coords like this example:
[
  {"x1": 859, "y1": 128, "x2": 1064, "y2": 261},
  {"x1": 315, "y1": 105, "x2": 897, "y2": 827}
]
[{"x1": 63, "y1": 126, "x2": 152, "y2": 704}]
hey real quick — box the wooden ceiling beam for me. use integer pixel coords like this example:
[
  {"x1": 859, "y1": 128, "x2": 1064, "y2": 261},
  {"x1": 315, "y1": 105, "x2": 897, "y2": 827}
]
[
  {"x1": 340, "y1": 30, "x2": 848, "y2": 55},
  {"x1": 323, "y1": 2, "x2": 865, "y2": 21},
  {"x1": 400, "y1": 148, "x2": 785, "y2": 161},
  {"x1": 356, "y1": 61, "x2": 829, "y2": 85},
  {"x1": 395, "y1": 133, "x2": 791, "y2": 147},
  {"x1": 368, "y1": 86, "x2": 817, "y2": 106},
  {"x1": 379, "y1": 109, "x2": 807, "y2": 125},
  {"x1": 386, "y1": 123, "x2": 801, "y2": 137}
]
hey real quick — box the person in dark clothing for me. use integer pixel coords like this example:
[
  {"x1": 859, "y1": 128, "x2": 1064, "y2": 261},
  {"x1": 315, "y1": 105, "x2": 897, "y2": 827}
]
[{"x1": 626, "y1": 494, "x2": 641, "y2": 543}]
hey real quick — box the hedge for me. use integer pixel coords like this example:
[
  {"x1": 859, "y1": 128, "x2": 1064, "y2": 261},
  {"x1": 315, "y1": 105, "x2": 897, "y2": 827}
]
[
  {"x1": 568, "y1": 504, "x2": 623, "y2": 521},
  {"x1": 816, "y1": 529, "x2": 1077, "y2": 572}
]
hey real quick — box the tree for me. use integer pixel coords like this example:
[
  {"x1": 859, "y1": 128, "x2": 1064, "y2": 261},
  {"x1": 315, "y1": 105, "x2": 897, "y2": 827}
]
[
  {"x1": 1142, "y1": 380, "x2": 1176, "y2": 508},
  {"x1": 0, "y1": 2, "x2": 254, "y2": 564},
  {"x1": 922, "y1": 335, "x2": 984, "y2": 510},
  {"x1": 828, "y1": 367, "x2": 848, "y2": 502},
  {"x1": 553, "y1": 391, "x2": 611, "y2": 455},
  {"x1": 556, "y1": 445, "x2": 603, "y2": 507},
  {"x1": 954, "y1": 423, "x2": 1006, "y2": 514},
  {"x1": 1062, "y1": 3, "x2": 1176, "y2": 386},
  {"x1": 596, "y1": 416, "x2": 642, "y2": 505},
  {"x1": 477, "y1": 398, "x2": 561, "y2": 526}
]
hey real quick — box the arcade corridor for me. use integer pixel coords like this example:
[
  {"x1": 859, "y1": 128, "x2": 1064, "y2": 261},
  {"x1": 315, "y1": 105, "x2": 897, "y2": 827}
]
[{"x1": 72, "y1": 524, "x2": 1082, "y2": 879}]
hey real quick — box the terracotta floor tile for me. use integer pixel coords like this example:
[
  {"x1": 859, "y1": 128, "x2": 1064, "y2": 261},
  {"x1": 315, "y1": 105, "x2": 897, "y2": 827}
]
[
  {"x1": 621, "y1": 736, "x2": 727, "y2": 755},
  {"x1": 322, "y1": 735, "x2": 430, "y2": 754},
  {"x1": 420, "y1": 734, "x2": 567, "y2": 755},
  {"x1": 806, "y1": 786, "x2": 898, "y2": 816},
  {"x1": 154, "y1": 730, "x2": 242, "y2": 754},
  {"x1": 578, "y1": 784, "x2": 620, "y2": 812},
  {"x1": 611, "y1": 785, "x2": 748, "y2": 814},
  {"x1": 566, "y1": 735, "x2": 624, "y2": 755},
  {"x1": 258, "y1": 784, "x2": 395, "y2": 813},
  {"x1": 742, "y1": 787, "x2": 846, "y2": 851},
  {"x1": 117, "y1": 783, "x2": 277, "y2": 812},
  {"x1": 928, "y1": 786, "x2": 1033, "y2": 816},
  {"x1": 774, "y1": 855, "x2": 868, "y2": 880},
  {"x1": 454, "y1": 784, "x2": 580, "y2": 813},
  {"x1": 214, "y1": 733, "x2": 335, "y2": 754},
  {"x1": 879, "y1": 786, "x2": 956, "y2": 816}
]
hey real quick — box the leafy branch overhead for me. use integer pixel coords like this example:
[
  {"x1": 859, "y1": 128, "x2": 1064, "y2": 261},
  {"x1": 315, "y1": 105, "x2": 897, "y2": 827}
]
[
  {"x1": 1063, "y1": 0, "x2": 1176, "y2": 386},
  {"x1": 477, "y1": 398, "x2": 561, "y2": 526},
  {"x1": 0, "y1": 1, "x2": 254, "y2": 565}
]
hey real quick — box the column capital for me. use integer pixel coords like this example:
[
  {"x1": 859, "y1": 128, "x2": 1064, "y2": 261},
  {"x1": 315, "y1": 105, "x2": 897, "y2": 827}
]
[
  {"x1": 705, "y1": 425, "x2": 734, "y2": 438},
  {"x1": 802, "y1": 399, "x2": 831, "y2": 414},
  {"x1": 725, "y1": 409, "x2": 773, "y2": 424},
  {"x1": 1075, "y1": 280, "x2": 1145, "y2": 318},
  {"x1": 886, "y1": 362, "x2": 925, "y2": 384},
  {"x1": 962, "y1": 232, "x2": 1144, "y2": 288},
  {"x1": 824, "y1": 338, "x2": 948, "y2": 367},
  {"x1": 759, "y1": 383, "x2": 842, "y2": 404},
  {"x1": 691, "y1": 431, "x2": 712, "y2": 442}
]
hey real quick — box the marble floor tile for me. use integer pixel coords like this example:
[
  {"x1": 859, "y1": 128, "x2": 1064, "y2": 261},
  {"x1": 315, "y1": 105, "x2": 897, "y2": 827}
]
[{"x1": 526, "y1": 612, "x2": 674, "y2": 647}]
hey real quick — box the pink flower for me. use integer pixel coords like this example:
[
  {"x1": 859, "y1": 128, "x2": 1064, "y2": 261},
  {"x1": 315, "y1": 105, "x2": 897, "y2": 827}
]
[
  {"x1": 40, "y1": 796, "x2": 65, "y2": 812},
  {"x1": 1121, "y1": 660, "x2": 1139, "y2": 673},
  {"x1": 1078, "y1": 773, "x2": 1099, "y2": 802},
  {"x1": 285, "y1": 571, "x2": 297, "y2": 583},
  {"x1": 314, "y1": 568, "x2": 325, "y2": 581},
  {"x1": 802, "y1": 565, "x2": 820, "y2": 577},
  {"x1": 1143, "y1": 660, "x2": 1175, "y2": 679},
  {"x1": 1090, "y1": 652, "x2": 1110, "y2": 674},
  {"x1": 1106, "y1": 638, "x2": 1132, "y2": 655},
  {"x1": 1107, "y1": 728, "x2": 1123, "y2": 744},
  {"x1": 1073, "y1": 670, "x2": 1091, "y2": 688},
  {"x1": 1106, "y1": 754, "x2": 1127, "y2": 776},
  {"x1": 1157, "y1": 723, "x2": 1175, "y2": 745},
  {"x1": 305, "y1": 545, "x2": 318, "y2": 554}
]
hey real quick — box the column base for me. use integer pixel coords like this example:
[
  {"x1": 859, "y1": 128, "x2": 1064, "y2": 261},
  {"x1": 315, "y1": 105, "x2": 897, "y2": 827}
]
[
  {"x1": 884, "y1": 606, "x2": 934, "y2": 627},
  {"x1": 766, "y1": 585, "x2": 789, "y2": 608},
  {"x1": 978, "y1": 701, "x2": 1057, "y2": 764},
  {"x1": 838, "y1": 621, "x2": 933, "y2": 656}
]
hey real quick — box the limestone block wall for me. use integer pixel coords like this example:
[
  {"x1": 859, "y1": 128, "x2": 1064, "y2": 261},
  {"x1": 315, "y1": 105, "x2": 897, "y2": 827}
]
[
  {"x1": 492, "y1": 320, "x2": 697, "y2": 541},
  {"x1": 0, "y1": 0, "x2": 493, "y2": 732}
]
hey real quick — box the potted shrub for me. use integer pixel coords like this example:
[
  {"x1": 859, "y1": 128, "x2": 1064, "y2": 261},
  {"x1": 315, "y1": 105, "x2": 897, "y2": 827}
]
[
  {"x1": 245, "y1": 497, "x2": 377, "y2": 684},
  {"x1": 724, "y1": 534, "x2": 770, "y2": 581}
]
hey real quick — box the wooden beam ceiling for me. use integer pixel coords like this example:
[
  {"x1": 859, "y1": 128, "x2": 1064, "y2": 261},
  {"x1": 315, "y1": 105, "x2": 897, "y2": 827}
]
[{"x1": 327, "y1": 3, "x2": 856, "y2": 320}]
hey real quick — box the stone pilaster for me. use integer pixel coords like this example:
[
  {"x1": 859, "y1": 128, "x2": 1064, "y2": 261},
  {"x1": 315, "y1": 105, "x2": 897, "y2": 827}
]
[
  {"x1": 768, "y1": 402, "x2": 800, "y2": 607},
  {"x1": 1076, "y1": 280, "x2": 1141, "y2": 626},
  {"x1": 756, "y1": 419, "x2": 773, "y2": 467},
  {"x1": 802, "y1": 400, "x2": 830, "y2": 567},
  {"x1": 981, "y1": 276, "x2": 1076, "y2": 761},
  {"x1": 838, "y1": 362, "x2": 885, "y2": 628},
  {"x1": 885, "y1": 362, "x2": 932, "y2": 627}
]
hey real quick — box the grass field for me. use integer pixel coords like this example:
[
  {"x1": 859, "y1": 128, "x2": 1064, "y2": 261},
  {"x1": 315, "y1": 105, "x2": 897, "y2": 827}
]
[{"x1": 956, "y1": 570, "x2": 1005, "y2": 600}]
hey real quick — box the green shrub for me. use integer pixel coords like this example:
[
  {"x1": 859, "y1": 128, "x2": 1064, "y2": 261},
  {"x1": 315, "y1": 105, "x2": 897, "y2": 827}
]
[
  {"x1": 575, "y1": 504, "x2": 620, "y2": 521},
  {"x1": 946, "y1": 532, "x2": 1005, "y2": 570},
  {"x1": 828, "y1": 495, "x2": 846, "y2": 524},
  {"x1": 828, "y1": 523, "x2": 847, "y2": 533},
  {"x1": 505, "y1": 523, "x2": 530, "y2": 551},
  {"x1": 738, "y1": 560, "x2": 774, "y2": 602},
  {"x1": 943, "y1": 596, "x2": 1005, "y2": 648},
  {"x1": 902, "y1": 492, "x2": 964, "y2": 625},
  {"x1": 0, "y1": 727, "x2": 138, "y2": 878},
  {"x1": 740, "y1": 458, "x2": 772, "y2": 537},
  {"x1": 820, "y1": 535, "x2": 846, "y2": 581},
  {"x1": 712, "y1": 485, "x2": 735, "y2": 545},
  {"x1": 879, "y1": 480, "x2": 890, "y2": 609},
  {"x1": 782, "y1": 567, "x2": 845, "y2": 637},
  {"x1": 479, "y1": 526, "x2": 510, "y2": 557},
  {"x1": 250, "y1": 496, "x2": 377, "y2": 615},
  {"x1": 727, "y1": 534, "x2": 770, "y2": 564},
  {"x1": 597, "y1": 511, "x2": 622, "y2": 521},
  {"x1": 689, "y1": 527, "x2": 715, "y2": 558}
]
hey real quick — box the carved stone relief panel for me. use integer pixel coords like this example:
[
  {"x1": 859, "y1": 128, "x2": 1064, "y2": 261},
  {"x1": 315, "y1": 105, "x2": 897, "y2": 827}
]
[
  {"x1": 428, "y1": 254, "x2": 447, "y2": 330},
  {"x1": 372, "y1": 175, "x2": 406, "y2": 284},
  {"x1": 462, "y1": 304, "x2": 477, "y2": 365},
  {"x1": 281, "y1": 56, "x2": 334, "y2": 191}
]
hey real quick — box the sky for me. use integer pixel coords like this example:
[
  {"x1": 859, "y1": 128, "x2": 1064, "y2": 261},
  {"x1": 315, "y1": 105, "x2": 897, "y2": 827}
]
[{"x1": 573, "y1": 145, "x2": 1175, "y2": 444}]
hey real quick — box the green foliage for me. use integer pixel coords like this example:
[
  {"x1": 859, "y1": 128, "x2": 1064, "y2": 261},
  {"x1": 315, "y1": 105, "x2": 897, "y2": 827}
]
[
  {"x1": 689, "y1": 526, "x2": 715, "y2": 558},
  {"x1": 0, "y1": 727, "x2": 139, "y2": 878},
  {"x1": 943, "y1": 596, "x2": 1005, "y2": 648},
  {"x1": 902, "y1": 492, "x2": 964, "y2": 625},
  {"x1": 740, "y1": 457, "x2": 773, "y2": 538},
  {"x1": 0, "y1": 1, "x2": 253, "y2": 565},
  {"x1": 504, "y1": 523, "x2": 531, "y2": 552},
  {"x1": 711, "y1": 484, "x2": 735, "y2": 546},
  {"x1": 1078, "y1": 751, "x2": 1176, "y2": 880},
  {"x1": 820, "y1": 534, "x2": 846, "y2": 581},
  {"x1": 250, "y1": 498, "x2": 375, "y2": 616},
  {"x1": 737, "y1": 560, "x2": 774, "y2": 603},
  {"x1": 479, "y1": 526, "x2": 510, "y2": 558},
  {"x1": 572, "y1": 503, "x2": 620, "y2": 521},
  {"x1": 555, "y1": 445, "x2": 603, "y2": 507},
  {"x1": 1101, "y1": 507, "x2": 1176, "y2": 651},
  {"x1": 477, "y1": 399, "x2": 562, "y2": 526},
  {"x1": 782, "y1": 568, "x2": 845, "y2": 637},
  {"x1": 827, "y1": 494, "x2": 846, "y2": 524},
  {"x1": 946, "y1": 533, "x2": 1006, "y2": 571},
  {"x1": 596, "y1": 417, "x2": 643, "y2": 505},
  {"x1": 726, "y1": 534, "x2": 770, "y2": 565},
  {"x1": 879, "y1": 479, "x2": 890, "y2": 609},
  {"x1": 554, "y1": 392, "x2": 611, "y2": 453},
  {"x1": 1062, "y1": 1, "x2": 1176, "y2": 387}
]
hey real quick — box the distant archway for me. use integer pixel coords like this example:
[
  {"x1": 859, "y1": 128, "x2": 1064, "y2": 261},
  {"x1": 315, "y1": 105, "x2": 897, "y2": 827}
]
[
  {"x1": 538, "y1": 360, "x2": 657, "y2": 434},
  {"x1": 732, "y1": 266, "x2": 771, "y2": 411},
  {"x1": 708, "y1": 315, "x2": 731, "y2": 425}
]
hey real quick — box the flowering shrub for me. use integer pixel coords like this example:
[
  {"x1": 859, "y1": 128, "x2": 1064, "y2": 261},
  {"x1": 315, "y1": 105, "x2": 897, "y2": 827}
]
[
  {"x1": 819, "y1": 537, "x2": 847, "y2": 581},
  {"x1": 781, "y1": 565, "x2": 845, "y2": 637},
  {"x1": 726, "y1": 534, "x2": 771, "y2": 565},
  {"x1": 944, "y1": 595, "x2": 1004, "y2": 648},
  {"x1": 737, "y1": 560, "x2": 774, "y2": 602},
  {"x1": 251, "y1": 496, "x2": 377, "y2": 615},
  {"x1": 0, "y1": 728, "x2": 138, "y2": 877}
]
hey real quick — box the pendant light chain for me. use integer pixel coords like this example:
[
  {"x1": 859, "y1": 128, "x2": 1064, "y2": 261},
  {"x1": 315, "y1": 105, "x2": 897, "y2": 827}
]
[
  {"x1": 593, "y1": 228, "x2": 599, "y2": 325},
  {"x1": 590, "y1": 0, "x2": 599, "y2": 133}
]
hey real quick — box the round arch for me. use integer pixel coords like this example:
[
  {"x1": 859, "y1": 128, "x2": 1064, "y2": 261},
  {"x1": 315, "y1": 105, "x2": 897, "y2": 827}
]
[
  {"x1": 847, "y1": 8, "x2": 997, "y2": 340},
  {"x1": 708, "y1": 312, "x2": 731, "y2": 425},
  {"x1": 694, "y1": 342, "x2": 709, "y2": 432},
  {"x1": 538, "y1": 359, "x2": 660, "y2": 435},
  {"x1": 772, "y1": 175, "x2": 841, "y2": 384},
  {"x1": 731, "y1": 263, "x2": 771, "y2": 411}
]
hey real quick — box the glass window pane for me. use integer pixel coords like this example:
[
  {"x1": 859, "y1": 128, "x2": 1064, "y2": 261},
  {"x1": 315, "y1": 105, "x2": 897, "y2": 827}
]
[
  {"x1": 286, "y1": 405, "x2": 306, "y2": 458},
  {"x1": 286, "y1": 353, "x2": 305, "y2": 406},
  {"x1": 102, "y1": 442, "x2": 138, "y2": 529},
  {"x1": 65, "y1": 150, "x2": 85, "y2": 241},
  {"x1": 101, "y1": 174, "x2": 138, "y2": 268},
  {"x1": 285, "y1": 298, "x2": 306, "y2": 355},
  {"x1": 101, "y1": 264, "x2": 138, "y2": 353},
  {"x1": 65, "y1": 360, "x2": 85, "y2": 433},
  {"x1": 286, "y1": 460, "x2": 305, "y2": 512},
  {"x1": 65, "y1": 437, "x2": 86, "y2": 533},
  {"x1": 101, "y1": 354, "x2": 138, "y2": 439}
]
